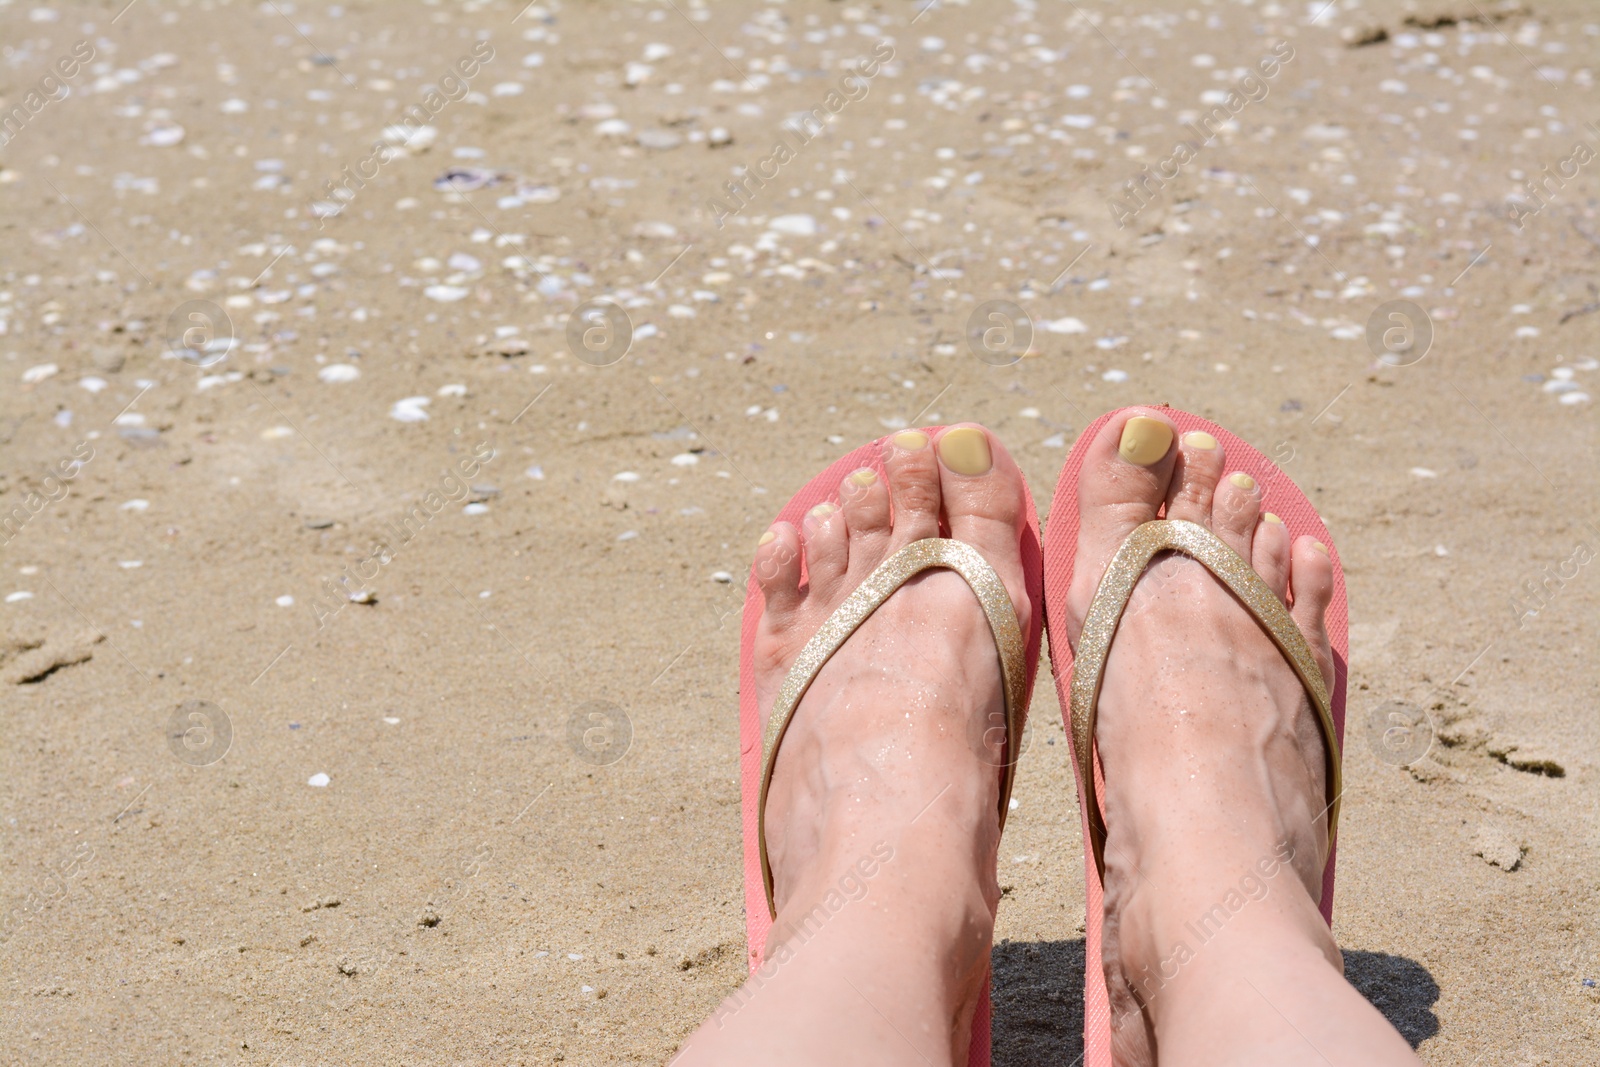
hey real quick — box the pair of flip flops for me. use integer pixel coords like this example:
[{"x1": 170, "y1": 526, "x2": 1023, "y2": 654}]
[{"x1": 736, "y1": 407, "x2": 1348, "y2": 1067}]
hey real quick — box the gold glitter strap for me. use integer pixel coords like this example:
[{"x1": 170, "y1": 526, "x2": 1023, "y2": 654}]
[
  {"x1": 757, "y1": 537, "x2": 1028, "y2": 919},
  {"x1": 1070, "y1": 519, "x2": 1342, "y2": 879}
]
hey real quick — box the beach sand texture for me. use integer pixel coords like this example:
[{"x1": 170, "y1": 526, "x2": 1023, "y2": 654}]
[{"x1": 1, "y1": 1, "x2": 1596, "y2": 1063}]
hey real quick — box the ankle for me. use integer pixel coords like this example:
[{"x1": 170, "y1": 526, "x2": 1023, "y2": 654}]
[
  {"x1": 767, "y1": 828, "x2": 998, "y2": 1034},
  {"x1": 1112, "y1": 840, "x2": 1337, "y2": 1016}
]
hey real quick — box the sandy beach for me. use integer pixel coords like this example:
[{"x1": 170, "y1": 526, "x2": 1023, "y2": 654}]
[{"x1": 1, "y1": 0, "x2": 1597, "y2": 1063}]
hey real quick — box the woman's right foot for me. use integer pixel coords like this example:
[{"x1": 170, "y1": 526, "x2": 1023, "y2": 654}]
[
  {"x1": 1059, "y1": 408, "x2": 1418, "y2": 1066},
  {"x1": 677, "y1": 424, "x2": 1035, "y2": 1067}
]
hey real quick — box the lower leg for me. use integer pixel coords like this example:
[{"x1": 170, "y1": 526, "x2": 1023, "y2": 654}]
[
  {"x1": 1112, "y1": 848, "x2": 1422, "y2": 1066},
  {"x1": 674, "y1": 800, "x2": 995, "y2": 1067}
]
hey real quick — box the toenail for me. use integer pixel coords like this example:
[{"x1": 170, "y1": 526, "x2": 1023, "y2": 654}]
[
  {"x1": 1228, "y1": 472, "x2": 1256, "y2": 491},
  {"x1": 1117, "y1": 416, "x2": 1173, "y2": 465},
  {"x1": 936, "y1": 427, "x2": 992, "y2": 475},
  {"x1": 757, "y1": 530, "x2": 776, "y2": 546},
  {"x1": 1261, "y1": 512, "x2": 1283, "y2": 524},
  {"x1": 1182, "y1": 430, "x2": 1218, "y2": 451},
  {"x1": 892, "y1": 430, "x2": 929, "y2": 451},
  {"x1": 1312, "y1": 540, "x2": 1329, "y2": 555},
  {"x1": 848, "y1": 468, "x2": 878, "y2": 488},
  {"x1": 807, "y1": 502, "x2": 836, "y2": 521}
]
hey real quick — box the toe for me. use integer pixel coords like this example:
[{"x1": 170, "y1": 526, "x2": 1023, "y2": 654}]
[
  {"x1": 1288, "y1": 536, "x2": 1337, "y2": 688},
  {"x1": 754, "y1": 522, "x2": 804, "y2": 614},
  {"x1": 1066, "y1": 408, "x2": 1178, "y2": 641},
  {"x1": 881, "y1": 429, "x2": 944, "y2": 545},
  {"x1": 801, "y1": 502, "x2": 849, "y2": 596},
  {"x1": 1251, "y1": 512, "x2": 1292, "y2": 602},
  {"x1": 1164, "y1": 430, "x2": 1226, "y2": 526},
  {"x1": 839, "y1": 466, "x2": 892, "y2": 578},
  {"x1": 933, "y1": 424, "x2": 1030, "y2": 626},
  {"x1": 1212, "y1": 470, "x2": 1262, "y2": 560}
]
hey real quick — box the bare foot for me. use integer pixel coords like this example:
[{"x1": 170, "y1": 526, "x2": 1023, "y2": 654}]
[
  {"x1": 678, "y1": 424, "x2": 1035, "y2": 1067},
  {"x1": 1061, "y1": 409, "x2": 1345, "y2": 1066}
]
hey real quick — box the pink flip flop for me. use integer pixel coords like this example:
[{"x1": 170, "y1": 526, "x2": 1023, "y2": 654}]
[
  {"x1": 737, "y1": 427, "x2": 1046, "y2": 1067},
  {"x1": 1041, "y1": 406, "x2": 1348, "y2": 1067}
]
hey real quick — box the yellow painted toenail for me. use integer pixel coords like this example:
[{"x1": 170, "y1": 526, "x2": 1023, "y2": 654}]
[
  {"x1": 848, "y1": 468, "x2": 878, "y2": 487},
  {"x1": 892, "y1": 430, "x2": 929, "y2": 451},
  {"x1": 1117, "y1": 416, "x2": 1173, "y2": 465},
  {"x1": 1312, "y1": 540, "x2": 1329, "y2": 555},
  {"x1": 757, "y1": 531, "x2": 776, "y2": 546},
  {"x1": 1228, "y1": 472, "x2": 1256, "y2": 491},
  {"x1": 808, "y1": 503, "x2": 836, "y2": 520},
  {"x1": 1182, "y1": 430, "x2": 1218, "y2": 451},
  {"x1": 937, "y1": 427, "x2": 993, "y2": 475},
  {"x1": 1261, "y1": 512, "x2": 1283, "y2": 524}
]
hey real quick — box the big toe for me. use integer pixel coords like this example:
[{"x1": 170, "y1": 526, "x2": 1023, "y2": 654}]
[
  {"x1": 933, "y1": 424, "x2": 1032, "y2": 629},
  {"x1": 1065, "y1": 408, "x2": 1178, "y2": 643}
]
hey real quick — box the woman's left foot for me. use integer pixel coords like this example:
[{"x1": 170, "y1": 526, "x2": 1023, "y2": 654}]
[{"x1": 1058, "y1": 411, "x2": 1340, "y2": 1065}]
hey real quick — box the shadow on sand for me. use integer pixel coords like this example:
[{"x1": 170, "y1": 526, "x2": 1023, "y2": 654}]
[{"x1": 990, "y1": 940, "x2": 1438, "y2": 1064}]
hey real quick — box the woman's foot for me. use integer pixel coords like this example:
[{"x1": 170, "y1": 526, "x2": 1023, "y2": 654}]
[
  {"x1": 1061, "y1": 408, "x2": 1420, "y2": 1067},
  {"x1": 677, "y1": 424, "x2": 1033, "y2": 1067}
]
